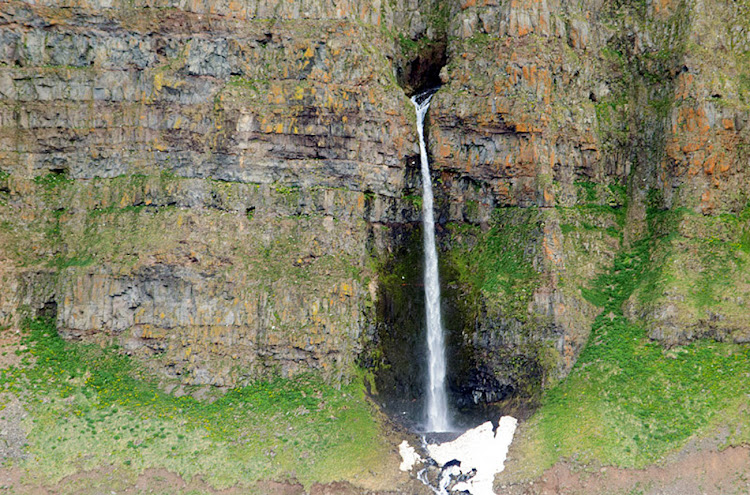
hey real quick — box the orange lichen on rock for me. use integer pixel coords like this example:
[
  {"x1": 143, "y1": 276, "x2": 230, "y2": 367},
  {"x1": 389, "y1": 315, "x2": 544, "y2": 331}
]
[
  {"x1": 436, "y1": 132, "x2": 453, "y2": 159},
  {"x1": 542, "y1": 227, "x2": 563, "y2": 267},
  {"x1": 515, "y1": 121, "x2": 543, "y2": 133},
  {"x1": 674, "y1": 73, "x2": 694, "y2": 100},
  {"x1": 543, "y1": 187, "x2": 555, "y2": 206},
  {"x1": 701, "y1": 189, "x2": 715, "y2": 213},
  {"x1": 703, "y1": 154, "x2": 716, "y2": 175},
  {"x1": 652, "y1": 0, "x2": 675, "y2": 16}
]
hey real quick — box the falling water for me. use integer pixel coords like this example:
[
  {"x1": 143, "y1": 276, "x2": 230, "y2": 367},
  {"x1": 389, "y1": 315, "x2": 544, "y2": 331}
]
[{"x1": 411, "y1": 90, "x2": 450, "y2": 433}]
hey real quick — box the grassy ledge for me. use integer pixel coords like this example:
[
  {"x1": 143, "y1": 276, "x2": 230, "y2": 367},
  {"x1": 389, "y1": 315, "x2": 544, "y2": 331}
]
[
  {"x1": 1, "y1": 318, "x2": 393, "y2": 490},
  {"x1": 512, "y1": 232, "x2": 750, "y2": 478}
]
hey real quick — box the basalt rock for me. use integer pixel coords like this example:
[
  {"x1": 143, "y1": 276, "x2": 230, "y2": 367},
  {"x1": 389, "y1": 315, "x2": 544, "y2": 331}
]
[
  {"x1": 374, "y1": 0, "x2": 750, "y2": 412},
  {"x1": 417, "y1": 0, "x2": 623, "y2": 407},
  {"x1": 0, "y1": 0, "x2": 749, "y2": 415},
  {"x1": 0, "y1": 0, "x2": 420, "y2": 388}
]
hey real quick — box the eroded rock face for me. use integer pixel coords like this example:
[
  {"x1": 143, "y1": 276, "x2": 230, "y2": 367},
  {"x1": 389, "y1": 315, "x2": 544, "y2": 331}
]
[
  {"x1": 422, "y1": 0, "x2": 623, "y2": 403},
  {"x1": 406, "y1": 0, "x2": 749, "y2": 406},
  {"x1": 0, "y1": 0, "x2": 748, "y2": 406},
  {"x1": 0, "y1": 0, "x2": 421, "y2": 386},
  {"x1": 621, "y1": 0, "x2": 750, "y2": 346}
]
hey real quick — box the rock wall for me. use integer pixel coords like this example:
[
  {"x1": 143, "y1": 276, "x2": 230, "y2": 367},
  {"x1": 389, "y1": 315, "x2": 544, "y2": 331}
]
[
  {"x1": 1, "y1": 0, "x2": 748, "y2": 409},
  {"x1": 399, "y1": 0, "x2": 748, "y2": 406},
  {"x1": 620, "y1": 0, "x2": 750, "y2": 345},
  {"x1": 419, "y1": 0, "x2": 623, "y2": 403},
  {"x1": 0, "y1": 0, "x2": 421, "y2": 386}
]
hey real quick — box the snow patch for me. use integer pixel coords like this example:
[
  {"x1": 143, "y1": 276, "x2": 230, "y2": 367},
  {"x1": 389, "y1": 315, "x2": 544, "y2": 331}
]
[
  {"x1": 402, "y1": 416, "x2": 517, "y2": 495},
  {"x1": 428, "y1": 416, "x2": 517, "y2": 495},
  {"x1": 399, "y1": 440, "x2": 423, "y2": 471}
]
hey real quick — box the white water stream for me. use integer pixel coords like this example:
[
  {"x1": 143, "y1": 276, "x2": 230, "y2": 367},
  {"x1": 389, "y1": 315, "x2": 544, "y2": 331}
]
[{"x1": 411, "y1": 91, "x2": 450, "y2": 433}]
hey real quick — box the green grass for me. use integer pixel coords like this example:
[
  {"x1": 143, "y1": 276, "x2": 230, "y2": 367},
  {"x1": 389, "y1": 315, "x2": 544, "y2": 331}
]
[
  {"x1": 33, "y1": 172, "x2": 73, "y2": 190},
  {"x1": 226, "y1": 76, "x2": 264, "y2": 91},
  {"x1": 686, "y1": 210, "x2": 749, "y2": 311},
  {"x1": 397, "y1": 33, "x2": 418, "y2": 54},
  {"x1": 2, "y1": 318, "x2": 391, "y2": 489},
  {"x1": 448, "y1": 208, "x2": 542, "y2": 321},
  {"x1": 515, "y1": 232, "x2": 750, "y2": 476},
  {"x1": 50, "y1": 255, "x2": 95, "y2": 269},
  {"x1": 632, "y1": 206, "x2": 750, "y2": 319},
  {"x1": 575, "y1": 181, "x2": 598, "y2": 203},
  {"x1": 402, "y1": 194, "x2": 422, "y2": 209}
]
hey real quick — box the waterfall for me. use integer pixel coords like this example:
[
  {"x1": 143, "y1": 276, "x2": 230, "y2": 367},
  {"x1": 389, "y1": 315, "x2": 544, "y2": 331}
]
[{"x1": 411, "y1": 90, "x2": 451, "y2": 433}]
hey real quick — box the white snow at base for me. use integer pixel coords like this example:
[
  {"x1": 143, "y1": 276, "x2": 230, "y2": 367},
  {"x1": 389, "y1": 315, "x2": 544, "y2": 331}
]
[
  {"x1": 399, "y1": 440, "x2": 423, "y2": 471},
  {"x1": 426, "y1": 416, "x2": 518, "y2": 495}
]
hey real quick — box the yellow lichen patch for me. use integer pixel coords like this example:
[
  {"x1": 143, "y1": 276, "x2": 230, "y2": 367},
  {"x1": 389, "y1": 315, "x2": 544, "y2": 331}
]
[
  {"x1": 227, "y1": 0, "x2": 244, "y2": 13},
  {"x1": 151, "y1": 138, "x2": 168, "y2": 152},
  {"x1": 269, "y1": 84, "x2": 284, "y2": 104},
  {"x1": 153, "y1": 72, "x2": 164, "y2": 93}
]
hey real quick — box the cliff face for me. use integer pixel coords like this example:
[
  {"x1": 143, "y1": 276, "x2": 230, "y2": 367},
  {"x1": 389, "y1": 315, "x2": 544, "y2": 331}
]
[
  {"x1": 620, "y1": 0, "x2": 750, "y2": 345},
  {"x1": 0, "y1": 0, "x2": 423, "y2": 387},
  {"x1": 1, "y1": 0, "x2": 748, "y2": 410},
  {"x1": 427, "y1": 0, "x2": 619, "y2": 401},
  {"x1": 418, "y1": 0, "x2": 749, "y2": 405}
]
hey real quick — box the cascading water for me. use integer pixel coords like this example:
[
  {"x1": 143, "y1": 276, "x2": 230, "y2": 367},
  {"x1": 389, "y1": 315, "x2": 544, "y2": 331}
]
[{"x1": 411, "y1": 90, "x2": 451, "y2": 433}]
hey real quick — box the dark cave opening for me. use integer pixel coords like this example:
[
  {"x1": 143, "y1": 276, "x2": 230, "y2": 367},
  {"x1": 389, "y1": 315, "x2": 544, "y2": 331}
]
[
  {"x1": 395, "y1": 39, "x2": 448, "y2": 97},
  {"x1": 38, "y1": 299, "x2": 57, "y2": 320}
]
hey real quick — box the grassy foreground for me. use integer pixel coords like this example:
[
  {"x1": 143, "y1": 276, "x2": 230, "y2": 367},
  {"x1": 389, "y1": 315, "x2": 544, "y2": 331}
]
[
  {"x1": 0, "y1": 318, "x2": 394, "y2": 491},
  {"x1": 513, "y1": 236, "x2": 750, "y2": 477}
]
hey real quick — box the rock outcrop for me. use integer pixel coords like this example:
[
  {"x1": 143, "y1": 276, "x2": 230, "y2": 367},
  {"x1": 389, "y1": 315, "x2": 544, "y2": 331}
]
[
  {"x1": 427, "y1": 0, "x2": 620, "y2": 401},
  {"x1": 375, "y1": 0, "x2": 749, "y2": 411}
]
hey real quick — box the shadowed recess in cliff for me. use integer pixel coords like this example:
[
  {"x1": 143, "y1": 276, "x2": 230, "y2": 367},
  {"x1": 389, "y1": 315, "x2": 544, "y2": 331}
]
[
  {"x1": 366, "y1": 224, "x2": 511, "y2": 431},
  {"x1": 396, "y1": 40, "x2": 447, "y2": 96},
  {"x1": 392, "y1": 0, "x2": 452, "y2": 96}
]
